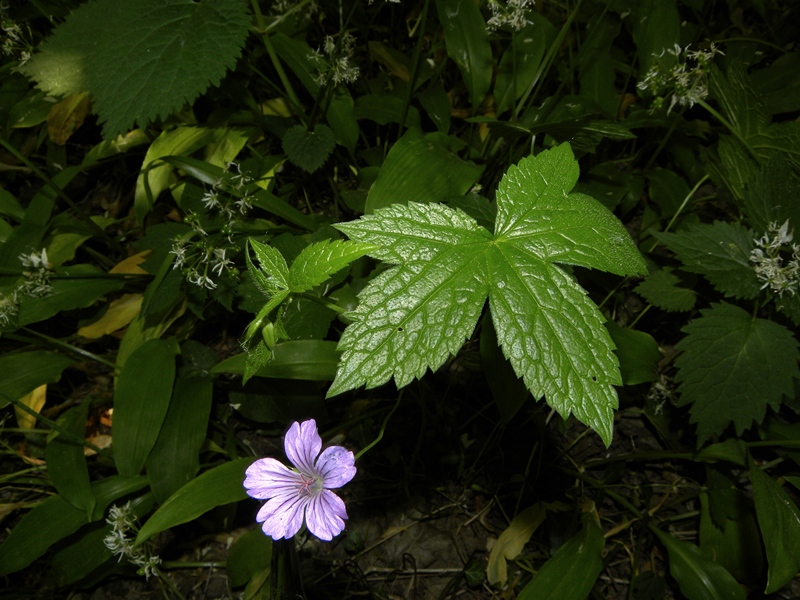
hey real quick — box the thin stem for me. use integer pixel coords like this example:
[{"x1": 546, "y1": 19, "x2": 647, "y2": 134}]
[
  {"x1": 695, "y1": 98, "x2": 758, "y2": 160},
  {"x1": 355, "y1": 394, "x2": 402, "y2": 461},
  {"x1": 18, "y1": 327, "x2": 120, "y2": 371},
  {"x1": 648, "y1": 174, "x2": 710, "y2": 252}
]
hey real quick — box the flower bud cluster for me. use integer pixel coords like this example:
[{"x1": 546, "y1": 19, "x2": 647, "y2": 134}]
[
  {"x1": 487, "y1": 0, "x2": 534, "y2": 32},
  {"x1": 1, "y1": 249, "x2": 55, "y2": 328},
  {"x1": 1, "y1": 4, "x2": 33, "y2": 66},
  {"x1": 750, "y1": 220, "x2": 800, "y2": 297},
  {"x1": 169, "y1": 163, "x2": 251, "y2": 290},
  {"x1": 103, "y1": 502, "x2": 162, "y2": 580},
  {"x1": 308, "y1": 33, "x2": 360, "y2": 87},
  {"x1": 637, "y1": 43, "x2": 723, "y2": 113}
]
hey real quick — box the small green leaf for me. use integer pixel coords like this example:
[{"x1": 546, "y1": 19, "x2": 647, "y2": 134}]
[
  {"x1": 655, "y1": 221, "x2": 760, "y2": 299},
  {"x1": 749, "y1": 457, "x2": 800, "y2": 593},
  {"x1": 365, "y1": 127, "x2": 484, "y2": 213},
  {"x1": 22, "y1": 0, "x2": 251, "y2": 138},
  {"x1": 606, "y1": 321, "x2": 662, "y2": 386},
  {"x1": 282, "y1": 124, "x2": 335, "y2": 174},
  {"x1": 516, "y1": 513, "x2": 605, "y2": 600},
  {"x1": 135, "y1": 457, "x2": 256, "y2": 546},
  {"x1": 0, "y1": 351, "x2": 75, "y2": 408},
  {"x1": 287, "y1": 239, "x2": 376, "y2": 293},
  {"x1": 651, "y1": 526, "x2": 745, "y2": 600},
  {"x1": 635, "y1": 269, "x2": 696, "y2": 312},
  {"x1": 146, "y1": 376, "x2": 213, "y2": 504},
  {"x1": 249, "y1": 239, "x2": 290, "y2": 290},
  {"x1": 45, "y1": 402, "x2": 95, "y2": 518},
  {"x1": 487, "y1": 504, "x2": 547, "y2": 586},
  {"x1": 114, "y1": 337, "x2": 180, "y2": 477},
  {"x1": 675, "y1": 302, "x2": 800, "y2": 442}
]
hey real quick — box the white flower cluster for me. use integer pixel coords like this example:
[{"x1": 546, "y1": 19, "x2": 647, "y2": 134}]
[
  {"x1": 487, "y1": 0, "x2": 534, "y2": 31},
  {"x1": 750, "y1": 220, "x2": 800, "y2": 297},
  {"x1": 169, "y1": 163, "x2": 249, "y2": 290},
  {"x1": 308, "y1": 33, "x2": 360, "y2": 87},
  {"x1": 637, "y1": 42, "x2": 723, "y2": 113},
  {"x1": 0, "y1": 249, "x2": 55, "y2": 328},
  {"x1": 1, "y1": 4, "x2": 32, "y2": 66},
  {"x1": 103, "y1": 502, "x2": 162, "y2": 580}
]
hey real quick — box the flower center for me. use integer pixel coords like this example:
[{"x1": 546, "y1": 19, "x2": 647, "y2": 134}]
[{"x1": 297, "y1": 472, "x2": 322, "y2": 497}]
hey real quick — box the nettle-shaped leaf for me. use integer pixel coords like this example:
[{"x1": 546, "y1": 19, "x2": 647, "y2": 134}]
[
  {"x1": 21, "y1": 0, "x2": 251, "y2": 138},
  {"x1": 282, "y1": 124, "x2": 336, "y2": 173},
  {"x1": 675, "y1": 302, "x2": 800, "y2": 443},
  {"x1": 329, "y1": 144, "x2": 646, "y2": 445},
  {"x1": 243, "y1": 238, "x2": 376, "y2": 382},
  {"x1": 654, "y1": 221, "x2": 760, "y2": 299}
]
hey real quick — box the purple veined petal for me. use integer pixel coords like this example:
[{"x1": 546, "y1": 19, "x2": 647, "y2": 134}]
[
  {"x1": 244, "y1": 458, "x2": 303, "y2": 500},
  {"x1": 256, "y1": 491, "x2": 308, "y2": 540},
  {"x1": 305, "y1": 489, "x2": 348, "y2": 541},
  {"x1": 316, "y1": 446, "x2": 357, "y2": 489},
  {"x1": 284, "y1": 419, "x2": 322, "y2": 475}
]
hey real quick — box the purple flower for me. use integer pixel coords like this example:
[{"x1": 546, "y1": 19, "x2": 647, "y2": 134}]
[{"x1": 243, "y1": 419, "x2": 356, "y2": 541}]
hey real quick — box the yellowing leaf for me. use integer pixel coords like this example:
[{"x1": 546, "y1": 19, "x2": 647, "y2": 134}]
[
  {"x1": 487, "y1": 503, "x2": 547, "y2": 586},
  {"x1": 368, "y1": 41, "x2": 410, "y2": 81},
  {"x1": 46, "y1": 92, "x2": 91, "y2": 145},
  {"x1": 260, "y1": 97, "x2": 293, "y2": 117},
  {"x1": 15, "y1": 384, "x2": 47, "y2": 430},
  {"x1": 78, "y1": 293, "x2": 143, "y2": 339},
  {"x1": 110, "y1": 251, "x2": 151, "y2": 275}
]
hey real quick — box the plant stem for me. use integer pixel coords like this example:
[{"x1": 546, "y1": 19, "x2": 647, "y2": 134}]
[{"x1": 355, "y1": 394, "x2": 402, "y2": 461}]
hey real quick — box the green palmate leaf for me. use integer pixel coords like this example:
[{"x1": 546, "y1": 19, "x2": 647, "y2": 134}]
[
  {"x1": 675, "y1": 302, "x2": 800, "y2": 443},
  {"x1": 516, "y1": 513, "x2": 605, "y2": 600},
  {"x1": 113, "y1": 338, "x2": 180, "y2": 477},
  {"x1": 749, "y1": 457, "x2": 800, "y2": 593},
  {"x1": 287, "y1": 239, "x2": 377, "y2": 293},
  {"x1": 651, "y1": 526, "x2": 745, "y2": 600},
  {"x1": 635, "y1": 268, "x2": 696, "y2": 312},
  {"x1": 282, "y1": 124, "x2": 335, "y2": 173},
  {"x1": 654, "y1": 222, "x2": 760, "y2": 299},
  {"x1": 22, "y1": 0, "x2": 251, "y2": 138},
  {"x1": 135, "y1": 457, "x2": 255, "y2": 546},
  {"x1": 331, "y1": 144, "x2": 646, "y2": 445}
]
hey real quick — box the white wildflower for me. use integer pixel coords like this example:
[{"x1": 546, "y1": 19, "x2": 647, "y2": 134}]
[
  {"x1": 750, "y1": 220, "x2": 800, "y2": 297},
  {"x1": 487, "y1": 0, "x2": 533, "y2": 31}
]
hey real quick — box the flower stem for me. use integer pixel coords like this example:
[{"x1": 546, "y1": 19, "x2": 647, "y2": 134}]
[{"x1": 355, "y1": 394, "x2": 402, "y2": 461}]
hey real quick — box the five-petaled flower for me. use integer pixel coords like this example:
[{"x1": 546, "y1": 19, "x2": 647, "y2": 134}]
[{"x1": 243, "y1": 419, "x2": 356, "y2": 541}]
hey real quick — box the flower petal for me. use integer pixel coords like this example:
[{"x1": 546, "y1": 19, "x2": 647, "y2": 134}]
[
  {"x1": 284, "y1": 419, "x2": 322, "y2": 475},
  {"x1": 316, "y1": 446, "x2": 356, "y2": 489},
  {"x1": 244, "y1": 458, "x2": 302, "y2": 500},
  {"x1": 305, "y1": 489, "x2": 348, "y2": 541},
  {"x1": 256, "y1": 492, "x2": 307, "y2": 540}
]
